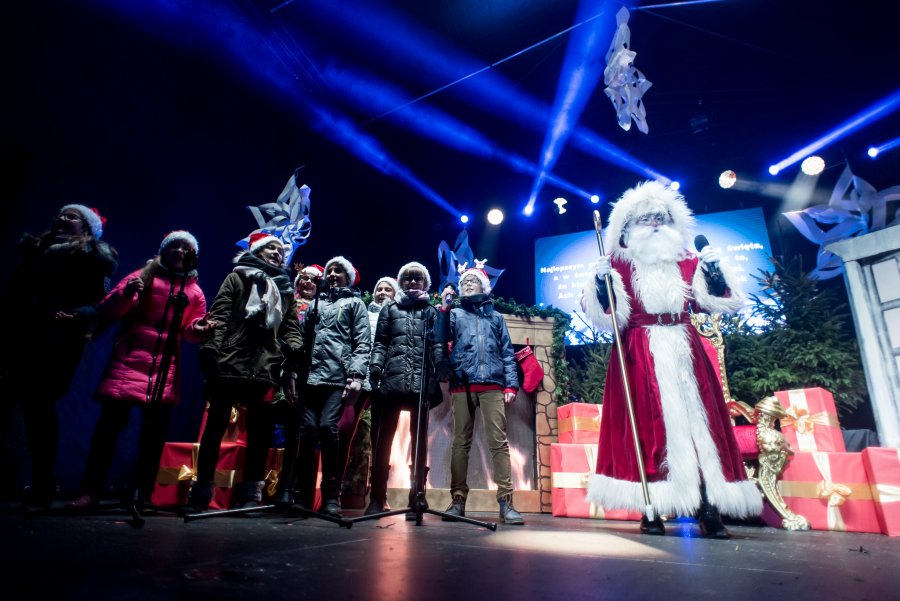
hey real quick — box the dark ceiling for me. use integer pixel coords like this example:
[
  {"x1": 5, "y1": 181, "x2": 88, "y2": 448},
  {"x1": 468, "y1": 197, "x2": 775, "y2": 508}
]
[{"x1": 5, "y1": 0, "x2": 899, "y2": 304}]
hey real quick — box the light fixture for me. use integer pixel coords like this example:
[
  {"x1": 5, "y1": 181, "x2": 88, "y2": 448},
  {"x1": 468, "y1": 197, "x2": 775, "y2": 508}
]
[
  {"x1": 800, "y1": 155, "x2": 825, "y2": 176},
  {"x1": 487, "y1": 208, "x2": 504, "y2": 225},
  {"x1": 460, "y1": 215, "x2": 469, "y2": 224},
  {"x1": 868, "y1": 147, "x2": 879, "y2": 158},
  {"x1": 590, "y1": 194, "x2": 600, "y2": 204},
  {"x1": 718, "y1": 170, "x2": 737, "y2": 189},
  {"x1": 768, "y1": 165, "x2": 780, "y2": 175},
  {"x1": 669, "y1": 181, "x2": 680, "y2": 191},
  {"x1": 553, "y1": 197, "x2": 568, "y2": 214}
]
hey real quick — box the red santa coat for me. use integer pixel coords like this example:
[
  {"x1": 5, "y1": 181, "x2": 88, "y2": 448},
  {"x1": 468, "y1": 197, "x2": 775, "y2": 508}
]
[
  {"x1": 583, "y1": 255, "x2": 762, "y2": 518},
  {"x1": 95, "y1": 265, "x2": 206, "y2": 406}
]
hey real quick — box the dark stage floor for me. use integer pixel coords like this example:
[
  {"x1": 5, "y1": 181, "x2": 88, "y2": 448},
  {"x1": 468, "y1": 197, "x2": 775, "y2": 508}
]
[{"x1": 1, "y1": 505, "x2": 897, "y2": 601}]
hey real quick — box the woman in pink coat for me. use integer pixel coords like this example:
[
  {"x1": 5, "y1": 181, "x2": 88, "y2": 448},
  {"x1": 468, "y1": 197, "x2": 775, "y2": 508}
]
[{"x1": 70, "y1": 231, "x2": 214, "y2": 508}]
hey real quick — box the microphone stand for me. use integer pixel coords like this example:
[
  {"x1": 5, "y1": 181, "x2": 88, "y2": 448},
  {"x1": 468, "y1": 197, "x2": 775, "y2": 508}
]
[
  {"x1": 184, "y1": 279, "x2": 351, "y2": 528},
  {"x1": 348, "y1": 305, "x2": 497, "y2": 531}
]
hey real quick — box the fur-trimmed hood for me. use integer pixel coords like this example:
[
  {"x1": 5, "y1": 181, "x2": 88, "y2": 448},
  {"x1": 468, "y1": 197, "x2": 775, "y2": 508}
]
[{"x1": 605, "y1": 180, "x2": 695, "y2": 259}]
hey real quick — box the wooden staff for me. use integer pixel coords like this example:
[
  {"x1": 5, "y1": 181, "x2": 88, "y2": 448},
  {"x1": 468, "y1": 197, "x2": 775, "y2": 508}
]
[{"x1": 592, "y1": 210, "x2": 655, "y2": 521}]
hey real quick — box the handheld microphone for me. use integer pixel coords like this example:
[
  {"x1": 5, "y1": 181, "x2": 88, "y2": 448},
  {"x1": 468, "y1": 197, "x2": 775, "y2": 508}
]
[{"x1": 694, "y1": 234, "x2": 725, "y2": 290}]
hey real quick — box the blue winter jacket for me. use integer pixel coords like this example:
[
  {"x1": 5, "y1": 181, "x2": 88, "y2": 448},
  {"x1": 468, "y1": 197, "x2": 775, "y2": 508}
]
[{"x1": 438, "y1": 294, "x2": 518, "y2": 390}]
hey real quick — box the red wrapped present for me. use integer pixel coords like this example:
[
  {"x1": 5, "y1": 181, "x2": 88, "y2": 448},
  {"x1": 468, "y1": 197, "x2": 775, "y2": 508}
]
[
  {"x1": 198, "y1": 404, "x2": 247, "y2": 446},
  {"x1": 151, "y1": 442, "x2": 242, "y2": 510},
  {"x1": 861, "y1": 447, "x2": 900, "y2": 536},
  {"x1": 557, "y1": 403, "x2": 602, "y2": 444},
  {"x1": 550, "y1": 443, "x2": 641, "y2": 521},
  {"x1": 775, "y1": 388, "x2": 845, "y2": 453},
  {"x1": 778, "y1": 451, "x2": 880, "y2": 533}
]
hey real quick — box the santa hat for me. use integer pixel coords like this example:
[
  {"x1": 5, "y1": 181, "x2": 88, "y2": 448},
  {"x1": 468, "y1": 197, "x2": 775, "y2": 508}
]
[
  {"x1": 159, "y1": 230, "x2": 199, "y2": 256},
  {"x1": 372, "y1": 276, "x2": 401, "y2": 298},
  {"x1": 604, "y1": 180, "x2": 695, "y2": 255},
  {"x1": 458, "y1": 260, "x2": 492, "y2": 295},
  {"x1": 294, "y1": 263, "x2": 325, "y2": 287},
  {"x1": 248, "y1": 232, "x2": 283, "y2": 254},
  {"x1": 396, "y1": 261, "x2": 432, "y2": 292},
  {"x1": 60, "y1": 204, "x2": 105, "y2": 239},
  {"x1": 325, "y1": 255, "x2": 360, "y2": 287}
]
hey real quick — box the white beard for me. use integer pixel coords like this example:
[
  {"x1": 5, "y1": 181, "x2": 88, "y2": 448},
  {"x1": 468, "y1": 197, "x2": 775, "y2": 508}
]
[{"x1": 624, "y1": 224, "x2": 686, "y2": 265}]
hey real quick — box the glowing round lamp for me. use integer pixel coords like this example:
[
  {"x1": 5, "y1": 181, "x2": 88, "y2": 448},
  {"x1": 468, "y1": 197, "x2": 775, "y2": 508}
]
[
  {"x1": 868, "y1": 147, "x2": 879, "y2": 158},
  {"x1": 590, "y1": 194, "x2": 600, "y2": 204},
  {"x1": 460, "y1": 215, "x2": 469, "y2": 224},
  {"x1": 487, "y1": 209, "x2": 504, "y2": 225},
  {"x1": 801, "y1": 156, "x2": 825, "y2": 176},
  {"x1": 719, "y1": 170, "x2": 737, "y2": 189}
]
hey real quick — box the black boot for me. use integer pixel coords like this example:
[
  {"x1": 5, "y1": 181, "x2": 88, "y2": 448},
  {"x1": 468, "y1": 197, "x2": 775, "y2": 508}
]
[
  {"x1": 233, "y1": 481, "x2": 265, "y2": 517},
  {"x1": 364, "y1": 496, "x2": 389, "y2": 515},
  {"x1": 185, "y1": 481, "x2": 215, "y2": 514},
  {"x1": 697, "y1": 502, "x2": 731, "y2": 539},
  {"x1": 640, "y1": 515, "x2": 666, "y2": 535},
  {"x1": 498, "y1": 494, "x2": 525, "y2": 525}
]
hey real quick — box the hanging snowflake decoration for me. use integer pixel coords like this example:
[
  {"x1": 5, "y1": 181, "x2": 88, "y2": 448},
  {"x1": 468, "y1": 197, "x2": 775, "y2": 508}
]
[
  {"x1": 236, "y1": 167, "x2": 312, "y2": 265},
  {"x1": 783, "y1": 165, "x2": 900, "y2": 279},
  {"x1": 603, "y1": 7, "x2": 652, "y2": 134},
  {"x1": 437, "y1": 229, "x2": 504, "y2": 291}
]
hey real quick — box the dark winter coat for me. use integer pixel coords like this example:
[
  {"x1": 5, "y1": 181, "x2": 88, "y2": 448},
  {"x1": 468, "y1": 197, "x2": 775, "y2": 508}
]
[
  {"x1": 200, "y1": 253, "x2": 302, "y2": 391},
  {"x1": 369, "y1": 296, "x2": 443, "y2": 396},
  {"x1": 95, "y1": 261, "x2": 207, "y2": 406},
  {"x1": 305, "y1": 286, "x2": 370, "y2": 388},
  {"x1": 438, "y1": 294, "x2": 518, "y2": 390},
  {"x1": 3, "y1": 233, "x2": 118, "y2": 397}
]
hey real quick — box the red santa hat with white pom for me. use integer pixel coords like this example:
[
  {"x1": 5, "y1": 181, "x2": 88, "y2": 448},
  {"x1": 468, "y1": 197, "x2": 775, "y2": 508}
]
[{"x1": 458, "y1": 259, "x2": 492, "y2": 295}]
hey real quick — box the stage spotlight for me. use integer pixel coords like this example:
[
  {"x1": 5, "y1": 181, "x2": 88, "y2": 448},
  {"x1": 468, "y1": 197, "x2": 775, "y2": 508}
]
[
  {"x1": 768, "y1": 165, "x2": 780, "y2": 175},
  {"x1": 719, "y1": 170, "x2": 737, "y2": 189},
  {"x1": 590, "y1": 194, "x2": 600, "y2": 204},
  {"x1": 487, "y1": 208, "x2": 504, "y2": 225},
  {"x1": 523, "y1": 205, "x2": 534, "y2": 216},
  {"x1": 868, "y1": 147, "x2": 879, "y2": 158},
  {"x1": 553, "y1": 197, "x2": 568, "y2": 214},
  {"x1": 669, "y1": 181, "x2": 681, "y2": 191},
  {"x1": 801, "y1": 155, "x2": 825, "y2": 176},
  {"x1": 460, "y1": 215, "x2": 469, "y2": 224}
]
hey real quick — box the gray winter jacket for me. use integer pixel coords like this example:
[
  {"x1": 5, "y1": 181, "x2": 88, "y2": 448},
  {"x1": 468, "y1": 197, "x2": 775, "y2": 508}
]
[
  {"x1": 305, "y1": 286, "x2": 371, "y2": 389},
  {"x1": 438, "y1": 294, "x2": 518, "y2": 390}
]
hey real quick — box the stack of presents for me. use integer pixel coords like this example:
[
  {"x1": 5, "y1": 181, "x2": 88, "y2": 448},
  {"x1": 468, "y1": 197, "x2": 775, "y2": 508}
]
[
  {"x1": 149, "y1": 406, "x2": 287, "y2": 510},
  {"x1": 551, "y1": 387, "x2": 899, "y2": 536}
]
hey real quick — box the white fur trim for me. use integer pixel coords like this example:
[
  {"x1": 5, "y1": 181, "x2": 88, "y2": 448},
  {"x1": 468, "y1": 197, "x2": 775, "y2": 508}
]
[
  {"x1": 605, "y1": 181, "x2": 695, "y2": 258},
  {"x1": 60, "y1": 204, "x2": 104, "y2": 238},
  {"x1": 325, "y1": 255, "x2": 358, "y2": 286},
  {"x1": 159, "y1": 230, "x2": 199, "y2": 255},
  {"x1": 396, "y1": 261, "x2": 432, "y2": 292},
  {"x1": 459, "y1": 268, "x2": 491, "y2": 295},
  {"x1": 373, "y1": 276, "x2": 401, "y2": 297},
  {"x1": 582, "y1": 267, "x2": 630, "y2": 332},
  {"x1": 692, "y1": 259, "x2": 746, "y2": 314},
  {"x1": 586, "y1": 322, "x2": 763, "y2": 518},
  {"x1": 249, "y1": 234, "x2": 281, "y2": 254}
]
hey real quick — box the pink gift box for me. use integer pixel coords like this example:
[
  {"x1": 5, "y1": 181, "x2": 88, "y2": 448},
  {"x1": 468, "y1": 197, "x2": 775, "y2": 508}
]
[
  {"x1": 557, "y1": 403, "x2": 602, "y2": 444},
  {"x1": 550, "y1": 443, "x2": 641, "y2": 521},
  {"x1": 775, "y1": 388, "x2": 845, "y2": 453},
  {"x1": 861, "y1": 447, "x2": 900, "y2": 536},
  {"x1": 779, "y1": 451, "x2": 880, "y2": 533}
]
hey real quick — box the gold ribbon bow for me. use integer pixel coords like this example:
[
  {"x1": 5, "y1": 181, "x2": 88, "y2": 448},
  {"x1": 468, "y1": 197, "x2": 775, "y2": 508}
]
[
  {"x1": 818, "y1": 481, "x2": 852, "y2": 507},
  {"x1": 782, "y1": 406, "x2": 839, "y2": 434}
]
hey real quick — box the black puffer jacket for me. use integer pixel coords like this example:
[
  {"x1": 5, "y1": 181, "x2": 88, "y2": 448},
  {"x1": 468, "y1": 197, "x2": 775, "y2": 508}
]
[{"x1": 369, "y1": 296, "x2": 443, "y2": 396}]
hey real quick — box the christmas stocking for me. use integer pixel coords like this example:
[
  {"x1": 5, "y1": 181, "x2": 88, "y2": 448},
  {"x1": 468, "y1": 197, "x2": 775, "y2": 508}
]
[{"x1": 515, "y1": 339, "x2": 544, "y2": 393}]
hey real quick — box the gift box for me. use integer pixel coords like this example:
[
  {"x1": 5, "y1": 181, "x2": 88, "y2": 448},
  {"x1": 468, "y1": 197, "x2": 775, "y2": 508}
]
[
  {"x1": 557, "y1": 403, "x2": 602, "y2": 444},
  {"x1": 198, "y1": 404, "x2": 247, "y2": 446},
  {"x1": 775, "y1": 388, "x2": 845, "y2": 453},
  {"x1": 778, "y1": 451, "x2": 880, "y2": 533},
  {"x1": 861, "y1": 447, "x2": 900, "y2": 536},
  {"x1": 550, "y1": 443, "x2": 641, "y2": 521},
  {"x1": 151, "y1": 442, "x2": 242, "y2": 510}
]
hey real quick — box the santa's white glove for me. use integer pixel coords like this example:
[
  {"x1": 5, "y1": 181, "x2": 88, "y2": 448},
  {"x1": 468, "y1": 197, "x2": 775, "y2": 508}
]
[
  {"x1": 699, "y1": 246, "x2": 721, "y2": 266},
  {"x1": 595, "y1": 255, "x2": 612, "y2": 277}
]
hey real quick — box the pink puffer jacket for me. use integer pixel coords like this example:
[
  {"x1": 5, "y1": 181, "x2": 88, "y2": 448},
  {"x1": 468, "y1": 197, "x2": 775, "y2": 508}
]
[{"x1": 95, "y1": 265, "x2": 206, "y2": 405}]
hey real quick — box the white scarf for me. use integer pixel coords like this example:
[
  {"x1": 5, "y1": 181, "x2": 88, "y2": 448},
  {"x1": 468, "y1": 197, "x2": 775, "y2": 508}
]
[{"x1": 234, "y1": 266, "x2": 283, "y2": 330}]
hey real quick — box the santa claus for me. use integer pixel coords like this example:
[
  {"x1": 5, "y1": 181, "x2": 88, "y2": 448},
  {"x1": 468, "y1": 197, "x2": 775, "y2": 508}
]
[{"x1": 582, "y1": 180, "x2": 762, "y2": 538}]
